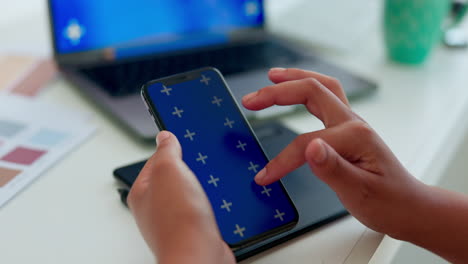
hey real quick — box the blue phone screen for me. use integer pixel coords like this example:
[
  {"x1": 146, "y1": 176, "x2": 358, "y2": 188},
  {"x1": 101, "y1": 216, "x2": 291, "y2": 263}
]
[{"x1": 145, "y1": 69, "x2": 297, "y2": 246}]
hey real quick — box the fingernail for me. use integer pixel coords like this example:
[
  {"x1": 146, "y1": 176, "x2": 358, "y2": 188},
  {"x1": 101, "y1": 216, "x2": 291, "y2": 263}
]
[
  {"x1": 156, "y1": 131, "x2": 171, "y2": 145},
  {"x1": 311, "y1": 139, "x2": 327, "y2": 164},
  {"x1": 255, "y1": 168, "x2": 267, "y2": 183},
  {"x1": 270, "y1": 67, "x2": 286, "y2": 73},
  {"x1": 243, "y1": 91, "x2": 258, "y2": 103}
]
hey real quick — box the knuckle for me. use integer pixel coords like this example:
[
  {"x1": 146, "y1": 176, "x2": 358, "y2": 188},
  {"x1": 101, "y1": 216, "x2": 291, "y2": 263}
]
[
  {"x1": 327, "y1": 77, "x2": 342, "y2": 88},
  {"x1": 348, "y1": 121, "x2": 374, "y2": 139},
  {"x1": 301, "y1": 78, "x2": 323, "y2": 93},
  {"x1": 303, "y1": 78, "x2": 328, "y2": 94},
  {"x1": 257, "y1": 85, "x2": 273, "y2": 97},
  {"x1": 303, "y1": 77, "x2": 320, "y2": 86}
]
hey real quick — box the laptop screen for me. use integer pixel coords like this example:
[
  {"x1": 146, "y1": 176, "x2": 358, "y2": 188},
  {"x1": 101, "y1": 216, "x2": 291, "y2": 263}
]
[{"x1": 49, "y1": 0, "x2": 264, "y2": 57}]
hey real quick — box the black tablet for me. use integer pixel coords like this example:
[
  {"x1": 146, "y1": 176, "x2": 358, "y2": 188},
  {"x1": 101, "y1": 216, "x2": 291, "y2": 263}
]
[{"x1": 114, "y1": 121, "x2": 347, "y2": 261}]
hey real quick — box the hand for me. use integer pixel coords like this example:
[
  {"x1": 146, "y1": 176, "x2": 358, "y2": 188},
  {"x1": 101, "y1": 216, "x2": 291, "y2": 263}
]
[
  {"x1": 242, "y1": 68, "x2": 428, "y2": 239},
  {"x1": 128, "y1": 131, "x2": 235, "y2": 264}
]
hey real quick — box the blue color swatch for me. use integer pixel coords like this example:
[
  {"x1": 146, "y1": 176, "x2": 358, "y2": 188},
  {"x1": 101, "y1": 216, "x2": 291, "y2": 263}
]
[
  {"x1": 29, "y1": 129, "x2": 67, "y2": 147},
  {"x1": 146, "y1": 69, "x2": 297, "y2": 246},
  {"x1": 0, "y1": 120, "x2": 25, "y2": 138}
]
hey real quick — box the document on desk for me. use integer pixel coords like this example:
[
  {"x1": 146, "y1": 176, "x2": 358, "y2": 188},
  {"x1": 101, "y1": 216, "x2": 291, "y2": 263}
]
[{"x1": 0, "y1": 95, "x2": 96, "y2": 207}]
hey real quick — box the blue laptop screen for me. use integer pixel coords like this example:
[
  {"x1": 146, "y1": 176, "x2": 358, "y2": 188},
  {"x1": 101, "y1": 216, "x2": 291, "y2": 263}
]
[{"x1": 50, "y1": 0, "x2": 264, "y2": 56}]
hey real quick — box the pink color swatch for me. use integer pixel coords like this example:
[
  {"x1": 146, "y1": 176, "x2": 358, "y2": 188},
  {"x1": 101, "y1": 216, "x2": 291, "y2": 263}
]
[{"x1": 1, "y1": 147, "x2": 46, "y2": 165}]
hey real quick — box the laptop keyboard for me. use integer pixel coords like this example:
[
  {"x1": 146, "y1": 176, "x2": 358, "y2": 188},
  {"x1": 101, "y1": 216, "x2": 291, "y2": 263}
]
[{"x1": 78, "y1": 41, "x2": 301, "y2": 97}]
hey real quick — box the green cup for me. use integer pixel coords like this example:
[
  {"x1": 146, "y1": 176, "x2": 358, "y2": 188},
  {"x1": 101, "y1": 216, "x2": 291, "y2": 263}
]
[{"x1": 384, "y1": 0, "x2": 451, "y2": 64}]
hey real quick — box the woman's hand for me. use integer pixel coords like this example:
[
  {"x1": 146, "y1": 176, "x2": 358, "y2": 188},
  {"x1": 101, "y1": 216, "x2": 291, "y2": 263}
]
[
  {"x1": 242, "y1": 68, "x2": 428, "y2": 239},
  {"x1": 127, "y1": 131, "x2": 235, "y2": 264},
  {"x1": 128, "y1": 68, "x2": 468, "y2": 263}
]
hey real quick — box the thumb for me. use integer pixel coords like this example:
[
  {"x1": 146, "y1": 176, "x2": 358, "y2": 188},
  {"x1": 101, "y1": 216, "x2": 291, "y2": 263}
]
[
  {"x1": 130, "y1": 131, "x2": 181, "y2": 201},
  {"x1": 305, "y1": 138, "x2": 362, "y2": 194},
  {"x1": 155, "y1": 130, "x2": 182, "y2": 159}
]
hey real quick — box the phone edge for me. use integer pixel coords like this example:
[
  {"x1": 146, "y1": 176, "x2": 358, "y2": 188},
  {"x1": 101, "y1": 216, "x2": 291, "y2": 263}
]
[{"x1": 140, "y1": 67, "x2": 299, "y2": 251}]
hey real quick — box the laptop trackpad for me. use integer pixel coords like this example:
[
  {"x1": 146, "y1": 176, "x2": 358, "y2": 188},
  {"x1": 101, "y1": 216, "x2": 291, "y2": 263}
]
[{"x1": 227, "y1": 59, "x2": 376, "y2": 119}]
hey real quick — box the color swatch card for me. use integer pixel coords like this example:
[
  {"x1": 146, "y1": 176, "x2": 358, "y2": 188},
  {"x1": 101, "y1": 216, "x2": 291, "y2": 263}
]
[{"x1": 0, "y1": 95, "x2": 96, "y2": 207}]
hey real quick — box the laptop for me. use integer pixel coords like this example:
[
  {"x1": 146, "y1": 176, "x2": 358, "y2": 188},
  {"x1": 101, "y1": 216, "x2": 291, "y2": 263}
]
[{"x1": 47, "y1": 0, "x2": 377, "y2": 140}]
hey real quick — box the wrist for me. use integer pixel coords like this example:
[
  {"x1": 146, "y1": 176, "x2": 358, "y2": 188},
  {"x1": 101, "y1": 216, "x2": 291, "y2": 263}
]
[
  {"x1": 386, "y1": 180, "x2": 434, "y2": 241},
  {"x1": 390, "y1": 185, "x2": 468, "y2": 263},
  {"x1": 158, "y1": 239, "x2": 232, "y2": 264},
  {"x1": 156, "y1": 227, "x2": 231, "y2": 264},
  {"x1": 389, "y1": 182, "x2": 456, "y2": 243}
]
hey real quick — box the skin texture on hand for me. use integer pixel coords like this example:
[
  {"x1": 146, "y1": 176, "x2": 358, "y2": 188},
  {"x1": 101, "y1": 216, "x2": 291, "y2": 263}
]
[{"x1": 127, "y1": 131, "x2": 235, "y2": 264}]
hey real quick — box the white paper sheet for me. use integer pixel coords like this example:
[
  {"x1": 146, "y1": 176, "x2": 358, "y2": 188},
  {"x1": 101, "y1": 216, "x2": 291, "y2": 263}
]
[{"x1": 0, "y1": 95, "x2": 96, "y2": 207}]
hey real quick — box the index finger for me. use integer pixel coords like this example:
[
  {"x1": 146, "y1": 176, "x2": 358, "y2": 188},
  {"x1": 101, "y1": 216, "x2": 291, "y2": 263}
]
[
  {"x1": 268, "y1": 68, "x2": 350, "y2": 107},
  {"x1": 242, "y1": 78, "x2": 356, "y2": 128}
]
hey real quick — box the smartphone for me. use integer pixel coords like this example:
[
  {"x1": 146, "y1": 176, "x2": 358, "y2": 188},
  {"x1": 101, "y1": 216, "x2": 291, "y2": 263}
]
[{"x1": 141, "y1": 67, "x2": 298, "y2": 250}]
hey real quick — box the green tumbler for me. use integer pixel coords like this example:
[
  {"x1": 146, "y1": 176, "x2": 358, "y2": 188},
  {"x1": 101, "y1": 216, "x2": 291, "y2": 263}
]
[{"x1": 384, "y1": 0, "x2": 451, "y2": 64}]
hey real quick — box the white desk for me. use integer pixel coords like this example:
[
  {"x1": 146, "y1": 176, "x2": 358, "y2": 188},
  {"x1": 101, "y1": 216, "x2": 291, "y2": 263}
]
[{"x1": 1, "y1": 1, "x2": 468, "y2": 263}]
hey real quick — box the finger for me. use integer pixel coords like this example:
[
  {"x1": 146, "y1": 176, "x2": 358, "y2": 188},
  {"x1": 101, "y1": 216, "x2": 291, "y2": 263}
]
[
  {"x1": 268, "y1": 68, "x2": 349, "y2": 106},
  {"x1": 255, "y1": 122, "x2": 364, "y2": 186},
  {"x1": 146, "y1": 132, "x2": 205, "y2": 197},
  {"x1": 135, "y1": 131, "x2": 182, "y2": 185},
  {"x1": 155, "y1": 130, "x2": 182, "y2": 157},
  {"x1": 128, "y1": 131, "x2": 181, "y2": 208},
  {"x1": 306, "y1": 138, "x2": 366, "y2": 194},
  {"x1": 242, "y1": 78, "x2": 356, "y2": 127}
]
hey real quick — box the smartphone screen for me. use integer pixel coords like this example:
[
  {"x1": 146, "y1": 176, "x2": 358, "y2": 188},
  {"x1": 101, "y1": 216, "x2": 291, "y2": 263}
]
[{"x1": 142, "y1": 68, "x2": 298, "y2": 249}]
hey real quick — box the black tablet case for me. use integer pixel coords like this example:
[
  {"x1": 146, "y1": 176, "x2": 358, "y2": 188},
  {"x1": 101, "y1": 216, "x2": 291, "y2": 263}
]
[{"x1": 114, "y1": 122, "x2": 347, "y2": 261}]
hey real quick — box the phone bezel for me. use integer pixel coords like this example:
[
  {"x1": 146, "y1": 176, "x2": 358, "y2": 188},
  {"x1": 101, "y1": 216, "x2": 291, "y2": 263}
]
[{"x1": 141, "y1": 67, "x2": 298, "y2": 251}]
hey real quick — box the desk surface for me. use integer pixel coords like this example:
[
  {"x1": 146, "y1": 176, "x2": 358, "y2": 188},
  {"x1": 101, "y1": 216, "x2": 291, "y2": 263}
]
[{"x1": 1, "y1": 1, "x2": 468, "y2": 263}]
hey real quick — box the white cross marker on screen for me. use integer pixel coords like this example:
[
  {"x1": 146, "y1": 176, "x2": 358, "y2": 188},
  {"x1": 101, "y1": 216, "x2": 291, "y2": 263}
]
[
  {"x1": 184, "y1": 129, "x2": 196, "y2": 141},
  {"x1": 200, "y1": 75, "x2": 211, "y2": 85},
  {"x1": 172, "y1": 107, "x2": 184, "y2": 118},
  {"x1": 160, "y1": 85, "x2": 173, "y2": 96},
  {"x1": 224, "y1": 118, "x2": 235, "y2": 128},
  {"x1": 208, "y1": 175, "x2": 220, "y2": 187},
  {"x1": 212, "y1": 96, "x2": 223, "y2": 107},
  {"x1": 274, "y1": 209, "x2": 285, "y2": 221},
  {"x1": 220, "y1": 200, "x2": 233, "y2": 212},
  {"x1": 196, "y1": 153, "x2": 208, "y2": 164},
  {"x1": 248, "y1": 162, "x2": 260, "y2": 173},
  {"x1": 236, "y1": 140, "x2": 247, "y2": 151},
  {"x1": 233, "y1": 224, "x2": 246, "y2": 238},
  {"x1": 261, "y1": 186, "x2": 272, "y2": 197}
]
